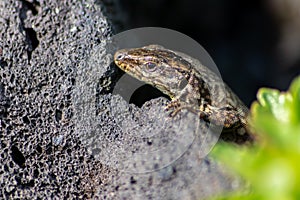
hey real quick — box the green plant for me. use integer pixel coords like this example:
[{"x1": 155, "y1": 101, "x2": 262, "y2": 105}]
[{"x1": 210, "y1": 76, "x2": 300, "y2": 200}]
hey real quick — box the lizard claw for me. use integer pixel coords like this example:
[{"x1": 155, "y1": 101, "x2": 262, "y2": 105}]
[
  {"x1": 164, "y1": 100, "x2": 180, "y2": 111},
  {"x1": 164, "y1": 100, "x2": 182, "y2": 117}
]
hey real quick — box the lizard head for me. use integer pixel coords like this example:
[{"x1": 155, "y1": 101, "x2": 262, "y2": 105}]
[{"x1": 114, "y1": 45, "x2": 192, "y2": 98}]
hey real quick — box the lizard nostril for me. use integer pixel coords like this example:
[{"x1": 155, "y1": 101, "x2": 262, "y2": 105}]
[{"x1": 116, "y1": 53, "x2": 124, "y2": 61}]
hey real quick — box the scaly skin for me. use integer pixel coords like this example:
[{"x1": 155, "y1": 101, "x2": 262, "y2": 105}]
[{"x1": 114, "y1": 45, "x2": 252, "y2": 142}]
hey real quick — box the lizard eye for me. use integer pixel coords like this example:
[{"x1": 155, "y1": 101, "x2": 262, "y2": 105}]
[{"x1": 145, "y1": 62, "x2": 157, "y2": 72}]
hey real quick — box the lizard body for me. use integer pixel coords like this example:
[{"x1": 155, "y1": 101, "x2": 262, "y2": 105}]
[{"x1": 114, "y1": 45, "x2": 251, "y2": 140}]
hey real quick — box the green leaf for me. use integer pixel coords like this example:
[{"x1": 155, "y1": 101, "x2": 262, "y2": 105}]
[
  {"x1": 210, "y1": 75, "x2": 300, "y2": 200},
  {"x1": 253, "y1": 88, "x2": 292, "y2": 124},
  {"x1": 289, "y1": 76, "x2": 300, "y2": 124}
]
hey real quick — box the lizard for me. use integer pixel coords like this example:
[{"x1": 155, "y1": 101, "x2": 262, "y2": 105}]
[{"x1": 113, "y1": 44, "x2": 253, "y2": 143}]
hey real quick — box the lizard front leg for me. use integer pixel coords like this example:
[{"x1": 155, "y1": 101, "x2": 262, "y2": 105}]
[{"x1": 165, "y1": 99, "x2": 207, "y2": 119}]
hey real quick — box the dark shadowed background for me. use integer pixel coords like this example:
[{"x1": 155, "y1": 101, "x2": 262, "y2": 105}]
[{"x1": 115, "y1": 0, "x2": 300, "y2": 106}]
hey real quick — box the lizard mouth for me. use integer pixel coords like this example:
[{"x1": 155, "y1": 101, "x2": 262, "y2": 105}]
[{"x1": 119, "y1": 63, "x2": 132, "y2": 72}]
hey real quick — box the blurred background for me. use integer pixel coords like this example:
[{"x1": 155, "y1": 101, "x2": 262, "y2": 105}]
[{"x1": 113, "y1": 0, "x2": 300, "y2": 106}]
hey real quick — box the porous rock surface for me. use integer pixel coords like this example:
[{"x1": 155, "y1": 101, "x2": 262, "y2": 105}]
[{"x1": 0, "y1": 0, "x2": 240, "y2": 199}]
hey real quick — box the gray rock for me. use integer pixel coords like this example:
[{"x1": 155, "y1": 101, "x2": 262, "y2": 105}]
[{"x1": 0, "y1": 0, "x2": 242, "y2": 199}]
